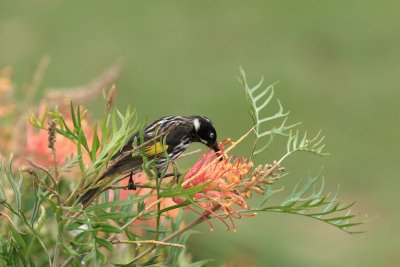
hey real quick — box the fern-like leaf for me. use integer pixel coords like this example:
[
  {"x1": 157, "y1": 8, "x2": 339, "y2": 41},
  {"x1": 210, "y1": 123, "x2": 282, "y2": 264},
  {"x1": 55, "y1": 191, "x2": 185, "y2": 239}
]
[
  {"x1": 278, "y1": 130, "x2": 329, "y2": 164},
  {"x1": 239, "y1": 68, "x2": 300, "y2": 155},
  {"x1": 257, "y1": 170, "x2": 366, "y2": 235}
]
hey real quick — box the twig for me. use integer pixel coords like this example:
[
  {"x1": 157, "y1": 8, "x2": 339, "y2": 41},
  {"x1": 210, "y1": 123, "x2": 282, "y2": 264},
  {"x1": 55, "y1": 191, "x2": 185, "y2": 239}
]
[
  {"x1": 122, "y1": 198, "x2": 164, "y2": 231},
  {"x1": 23, "y1": 158, "x2": 63, "y2": 267},
  {"x1": 24, "y1": 158, "x2": 58, "y2": 188},
  {"x1": 0, "y1": 212, "x2": 24, "y2": 234},
  {"x1": 107, "y1": 183, "x2": 160, "y2": 190},
  {"x1": 128, "y1": 205, "x2": 220, "y2": 264},
  {"x1": 23, "y1": 168, "x2": 56, "y2": 194},
  {"x1": 113, "y1": 239, "x2": 185, "y2": 249},
  {"x1": 61, "y1": 197, "x2": 165, "y2": 267}
]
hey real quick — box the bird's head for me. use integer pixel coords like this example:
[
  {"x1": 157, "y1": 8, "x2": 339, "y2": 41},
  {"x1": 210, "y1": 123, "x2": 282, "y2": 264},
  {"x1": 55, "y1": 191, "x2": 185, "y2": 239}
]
[{"x1": 191, "y1": 116, "x2": 220, "y2": 153}]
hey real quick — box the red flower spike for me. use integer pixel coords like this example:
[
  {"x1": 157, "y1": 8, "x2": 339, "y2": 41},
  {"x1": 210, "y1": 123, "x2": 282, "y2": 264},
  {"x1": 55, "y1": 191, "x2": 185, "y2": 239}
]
[{"x1": 177, "y1": 140, "x2": 255, "y2": 232}]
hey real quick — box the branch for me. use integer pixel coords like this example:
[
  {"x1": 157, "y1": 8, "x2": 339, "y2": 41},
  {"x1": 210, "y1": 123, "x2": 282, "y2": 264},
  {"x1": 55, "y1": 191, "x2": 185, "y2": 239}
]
[
  {"x1": 24, "y1": 158, "x2": 58, "y2": 189},
  {"x1": 113, "y1": 239, "x2": 185, "y2": 249},
  {"x1": 127, "y1": 205, "x2": 221, "y2": 264}
]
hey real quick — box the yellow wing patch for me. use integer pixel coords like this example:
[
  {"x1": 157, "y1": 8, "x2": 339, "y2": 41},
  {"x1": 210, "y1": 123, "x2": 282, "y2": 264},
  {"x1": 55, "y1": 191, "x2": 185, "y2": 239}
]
[{"x1": 145, "y1": 142, "x2": 168, "y2": 156}]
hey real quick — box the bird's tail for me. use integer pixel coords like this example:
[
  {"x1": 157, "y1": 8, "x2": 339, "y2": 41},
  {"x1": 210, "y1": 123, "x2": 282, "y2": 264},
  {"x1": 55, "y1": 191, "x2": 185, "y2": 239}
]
[
  {"x1": 78, "y1": 161, "x2": 131, "y2": 206},
  {"x1": 78, "y1": 187, "x2": 100, "y2": 206},
  {"x1": 78, "y1": 172, "x2": 109, "y2": 206}
]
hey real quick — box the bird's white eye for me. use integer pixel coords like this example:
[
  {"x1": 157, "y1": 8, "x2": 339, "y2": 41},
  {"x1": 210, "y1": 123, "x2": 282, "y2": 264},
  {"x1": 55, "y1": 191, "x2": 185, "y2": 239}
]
[{"x1": 209, "y1": 132, "x2": 215, "y2": 139}]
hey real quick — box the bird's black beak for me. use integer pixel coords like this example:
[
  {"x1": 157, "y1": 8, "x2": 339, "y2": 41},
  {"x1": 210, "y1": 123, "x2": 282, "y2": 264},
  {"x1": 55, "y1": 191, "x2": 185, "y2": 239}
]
[
  {"x1": 207, "y1": 142, "x2": 223, "y2": 160},
  {"x1": 207, "y1": 142, "x2": 220, "y2": 153}
]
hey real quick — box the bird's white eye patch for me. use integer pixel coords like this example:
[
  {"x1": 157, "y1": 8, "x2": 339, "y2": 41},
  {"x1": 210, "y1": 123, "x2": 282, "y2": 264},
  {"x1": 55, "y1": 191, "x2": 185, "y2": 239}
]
[
  {"x1": 209, "y1": 132, "x2": 214, "y2": 139},
  {"x1": 194, "y1": 118, "x2": 200, "y2": 132}
]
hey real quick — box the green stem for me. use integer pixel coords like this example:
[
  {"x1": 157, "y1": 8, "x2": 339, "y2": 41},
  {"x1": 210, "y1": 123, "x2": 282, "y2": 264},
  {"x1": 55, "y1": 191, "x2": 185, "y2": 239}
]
[
  {"x1": 129, "y1": 214, "x2": 206, "y2": 264},
  {"x1": 155, "y1": 177, "x2": 161, "y2": 241},
  {"x1": 128, "y1": 206, "x2": 219, "y2": 264},
  {"x1": 116, "y1": 239, "x2": 185, "y2": 248}
]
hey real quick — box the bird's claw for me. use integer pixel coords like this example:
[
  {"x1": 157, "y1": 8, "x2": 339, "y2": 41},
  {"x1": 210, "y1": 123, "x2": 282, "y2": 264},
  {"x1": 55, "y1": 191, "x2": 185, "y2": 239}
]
[{"x1": 128, "y1": 172, "x2": 137, "y2": 190}]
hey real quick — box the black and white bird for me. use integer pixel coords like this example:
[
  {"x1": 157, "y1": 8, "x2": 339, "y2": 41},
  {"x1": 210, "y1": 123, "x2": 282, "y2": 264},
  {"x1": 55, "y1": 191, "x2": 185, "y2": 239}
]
[{"x1": 79, "y1": 115, "x2": 220, "y2": 206}]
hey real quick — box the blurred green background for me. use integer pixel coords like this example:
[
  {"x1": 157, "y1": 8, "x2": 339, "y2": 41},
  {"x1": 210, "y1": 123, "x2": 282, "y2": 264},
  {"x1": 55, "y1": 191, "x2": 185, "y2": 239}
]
[{"x1": 1, "y1": 0, "x2": 399, "y2": 266}]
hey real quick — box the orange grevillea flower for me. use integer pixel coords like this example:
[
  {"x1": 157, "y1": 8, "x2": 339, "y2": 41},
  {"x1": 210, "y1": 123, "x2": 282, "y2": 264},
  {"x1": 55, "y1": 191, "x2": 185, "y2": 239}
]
[{"x1": 177, "y1": 142, "x2": 256, "y2": 231}]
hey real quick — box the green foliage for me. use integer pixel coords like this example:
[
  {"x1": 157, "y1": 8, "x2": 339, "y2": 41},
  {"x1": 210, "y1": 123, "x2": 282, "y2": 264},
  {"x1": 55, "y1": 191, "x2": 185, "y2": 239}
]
[
  {"x1": 278, "y1": 130, "x2": 329, "y2": 164},
  {"x1": 254, "y1": 170, "x2": 365, "y2": 235},
  {"x1": 240, "y1": 68, "x2": 363, "y2": 234},
  {"x1": 84, "y1": 105, "x2": 138, "y2": 178},
  {"x1": 0, "y1": 157, "x2": 52, "y2": 267},
  {"x1": 286, "y1": 130, "x2": 328, "y2": 156},
  {"x1": 239, "y1": 68, "x2": 300, "y2": 155},
  {"x1": 0, "y1": 71, "x2": 367, "y2": 266},
  {"x1": 3, "y1": 156, "x2": 24, "y2": 211}
]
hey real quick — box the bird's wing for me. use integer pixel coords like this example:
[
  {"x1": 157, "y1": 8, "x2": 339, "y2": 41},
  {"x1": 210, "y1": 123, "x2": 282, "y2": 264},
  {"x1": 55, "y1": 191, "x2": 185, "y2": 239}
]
[
  {"x1": 111, "y1": 117, "x2": 174, "y2": 161},
  {"x1": 105, "y1": 116, "x2": 189, "y2": 179},
  {"x1": 102, "y1": 152, "x2": 144, "y2": 179},
  {"x1": 105, "y1": 131, "x2": 169, "y2": 180}
]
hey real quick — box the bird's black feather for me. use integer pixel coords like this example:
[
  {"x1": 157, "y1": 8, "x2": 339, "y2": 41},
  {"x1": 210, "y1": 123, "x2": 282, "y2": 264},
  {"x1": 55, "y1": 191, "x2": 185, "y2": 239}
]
[{"x1": 78, "y1": 115, "x2": 219, "y2": 206}]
